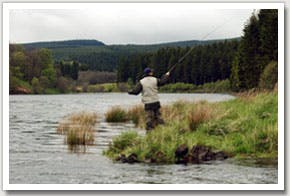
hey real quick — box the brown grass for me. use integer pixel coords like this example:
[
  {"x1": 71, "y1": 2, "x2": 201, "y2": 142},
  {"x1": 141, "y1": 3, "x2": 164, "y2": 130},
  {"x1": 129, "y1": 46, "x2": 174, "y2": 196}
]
[
  {"x1": 187, "y1": 102, "x2": 215, "y2": 131},
  {"x1": 105, "y1": 106, "x2": 128, "y2": 122},
  {"x1": 127, "y1": 105, "x2": 145, "y2": 127},
  {"x1": 57, "y1": 111, "x2": 97, "y2": 146},
  {"x1": 65, "y1": 125, "x2": 95, "y2": 146}
]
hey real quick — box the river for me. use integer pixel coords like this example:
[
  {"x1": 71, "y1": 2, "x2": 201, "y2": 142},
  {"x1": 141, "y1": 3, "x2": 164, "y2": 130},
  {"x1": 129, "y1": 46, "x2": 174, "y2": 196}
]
[{"x1": 9, "y1": 93, "x2": 278, "y2": 184}]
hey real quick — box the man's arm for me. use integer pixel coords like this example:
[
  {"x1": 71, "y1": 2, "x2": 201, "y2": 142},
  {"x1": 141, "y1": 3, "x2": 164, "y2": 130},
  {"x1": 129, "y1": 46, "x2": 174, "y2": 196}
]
[
  {"x1": 128, "y1": 82, "x2": 142, "y2": 95},
  {"x1": 157, "y1": 72, "x2": 170, "y2": 86}
]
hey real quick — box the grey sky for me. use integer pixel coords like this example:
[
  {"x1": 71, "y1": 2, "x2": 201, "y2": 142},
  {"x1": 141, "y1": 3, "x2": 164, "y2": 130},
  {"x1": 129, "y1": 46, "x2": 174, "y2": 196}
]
[{"x1": 9, "y1": 3, "x2": 253, "y2": 45}]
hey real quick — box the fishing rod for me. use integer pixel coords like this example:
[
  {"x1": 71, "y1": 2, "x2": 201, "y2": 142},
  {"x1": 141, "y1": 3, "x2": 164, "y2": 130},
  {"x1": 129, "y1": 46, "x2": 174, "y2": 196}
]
[{"x1": 167, "y1": 18, "x2": 233, "y2": 74}]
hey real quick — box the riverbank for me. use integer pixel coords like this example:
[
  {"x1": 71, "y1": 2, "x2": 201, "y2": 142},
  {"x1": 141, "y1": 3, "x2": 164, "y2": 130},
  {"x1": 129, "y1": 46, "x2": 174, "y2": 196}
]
[
  {"x1": 104, "y1": 91, "x2": 278, "y2": 164},
  {"x1": 10, "y1": 79, "x2": 232, "y2": 94}
]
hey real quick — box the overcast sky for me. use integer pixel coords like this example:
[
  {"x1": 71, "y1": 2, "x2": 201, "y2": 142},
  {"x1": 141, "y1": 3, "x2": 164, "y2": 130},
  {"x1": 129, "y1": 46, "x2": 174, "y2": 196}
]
[{"x1": 9, "y1": 3, "x2": 254, "y2": 45}]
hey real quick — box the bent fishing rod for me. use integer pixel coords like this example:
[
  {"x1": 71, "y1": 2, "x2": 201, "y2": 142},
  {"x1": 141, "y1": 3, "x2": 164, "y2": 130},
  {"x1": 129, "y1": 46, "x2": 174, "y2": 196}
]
[{"x1": 167, "y1": 18, "x2": 233, "y2": 74}]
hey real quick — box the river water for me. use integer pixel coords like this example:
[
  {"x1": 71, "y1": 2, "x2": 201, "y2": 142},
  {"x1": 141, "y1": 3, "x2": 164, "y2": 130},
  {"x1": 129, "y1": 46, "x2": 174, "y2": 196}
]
[{"x1": 9, "y1": 93, "x2": 278, "y2": 184}]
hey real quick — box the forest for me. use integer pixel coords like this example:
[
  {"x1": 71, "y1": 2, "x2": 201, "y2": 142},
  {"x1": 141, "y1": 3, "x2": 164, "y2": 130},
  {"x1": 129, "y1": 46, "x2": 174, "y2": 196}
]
[{"x1": 9, "y1": 9, "x2": 278, "y2": 94}]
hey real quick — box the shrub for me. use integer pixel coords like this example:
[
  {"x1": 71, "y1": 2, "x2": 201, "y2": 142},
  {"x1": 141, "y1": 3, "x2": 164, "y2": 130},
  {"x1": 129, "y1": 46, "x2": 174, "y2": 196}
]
[{"x1": 56, "y1": 77, "x2": 71, "y2": 93}]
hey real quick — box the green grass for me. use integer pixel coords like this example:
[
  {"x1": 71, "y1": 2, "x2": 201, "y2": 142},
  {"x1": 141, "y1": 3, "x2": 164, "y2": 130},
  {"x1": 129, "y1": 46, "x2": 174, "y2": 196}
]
[
  {"x1": 159, "y1": 79, "x2": 231, "y2": 93},
  {"x1": 104, "y1": 91, "x2": 278, "y2": 163},
  {"x1": 44, "y1": 88, "x2": 61, "y2": 94},
  {"x1": 87, "y1": 83, "x2": 120, "y2": 92},
  {"x1": 105, "y1": 106, "x2": 128, "y2": 122}
]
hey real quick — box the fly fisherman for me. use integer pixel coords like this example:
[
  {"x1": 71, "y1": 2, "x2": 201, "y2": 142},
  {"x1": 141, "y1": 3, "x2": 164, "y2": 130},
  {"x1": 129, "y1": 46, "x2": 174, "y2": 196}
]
[{"x1": 128, "y1": 68, "x2": 170, "y2": 132}]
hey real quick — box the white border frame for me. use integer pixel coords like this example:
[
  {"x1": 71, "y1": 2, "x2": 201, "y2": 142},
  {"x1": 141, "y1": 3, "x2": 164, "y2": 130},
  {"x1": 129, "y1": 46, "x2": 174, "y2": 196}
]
[{"x1": 2, "y1": 2, "x2": 284, "y2": 190}]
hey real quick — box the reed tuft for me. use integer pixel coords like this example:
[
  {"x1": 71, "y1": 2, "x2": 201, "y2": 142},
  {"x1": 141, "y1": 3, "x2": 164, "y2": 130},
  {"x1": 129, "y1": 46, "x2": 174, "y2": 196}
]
[{"x1": 57, "y1": 111, "x2": 97, "y2": 148}]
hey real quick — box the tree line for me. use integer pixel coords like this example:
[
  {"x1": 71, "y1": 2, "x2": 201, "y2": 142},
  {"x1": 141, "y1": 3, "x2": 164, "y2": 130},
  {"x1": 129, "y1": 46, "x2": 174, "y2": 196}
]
[
  {"x1": 230, "y1": 9, "x2": 278, "y2": 90},
  {"x1": 117, "y1": 9, "x2": 278, "y2": 91},
  {"x1": 117, "y1": 40, "x2": 239, "y2": 85}
]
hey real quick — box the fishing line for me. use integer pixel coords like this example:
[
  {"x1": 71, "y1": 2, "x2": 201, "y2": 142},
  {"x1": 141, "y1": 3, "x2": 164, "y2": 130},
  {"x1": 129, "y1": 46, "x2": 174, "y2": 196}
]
[{"x1": 168, "y1": 17, "x2": 233, "y2": 73}]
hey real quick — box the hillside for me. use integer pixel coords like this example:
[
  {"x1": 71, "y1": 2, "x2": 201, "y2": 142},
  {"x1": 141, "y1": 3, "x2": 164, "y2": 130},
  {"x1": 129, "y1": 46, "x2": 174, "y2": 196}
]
[
  {"x1": 23, "y1": 39, "x2": 105, "y2": 49},
  {"x1": 21, "y1": 38, "x2": 239, "y2": 72}
]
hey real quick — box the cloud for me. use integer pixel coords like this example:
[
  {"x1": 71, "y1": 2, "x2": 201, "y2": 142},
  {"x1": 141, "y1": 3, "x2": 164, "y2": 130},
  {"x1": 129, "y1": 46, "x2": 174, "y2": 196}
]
[{"x1": 9, "y1": 4, "x2": 253, "y2": 44}]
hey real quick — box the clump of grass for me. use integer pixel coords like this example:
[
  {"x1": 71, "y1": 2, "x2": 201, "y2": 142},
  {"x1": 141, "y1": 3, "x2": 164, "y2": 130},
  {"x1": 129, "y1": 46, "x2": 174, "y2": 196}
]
[
  {"x1": 104, "y1": 131, "x2": 141, "y2": 158},
  {"x1": 187, "y1": 102, "x2": 215, "y2": 131},
  {"x1": 57, "y1": 111, "x2": 97, "y2": 148},
  {"x1": 68, "y1": 111, "x2": 98, "y2": 125},
  {"x1": 105, "y1": 106, "x2": 128, "y2": 122},
  {"x1": 66, "y1": 125, "x2": 95, "y2": 146},
  {"x1": 161, "y1": 100, "x2": 188, "y2": 123}
]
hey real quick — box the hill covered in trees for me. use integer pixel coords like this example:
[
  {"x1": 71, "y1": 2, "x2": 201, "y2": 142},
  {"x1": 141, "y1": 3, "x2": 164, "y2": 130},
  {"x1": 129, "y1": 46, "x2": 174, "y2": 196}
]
[{"x1": 20, "y1": 38, "x2": 235, "y2": 72}]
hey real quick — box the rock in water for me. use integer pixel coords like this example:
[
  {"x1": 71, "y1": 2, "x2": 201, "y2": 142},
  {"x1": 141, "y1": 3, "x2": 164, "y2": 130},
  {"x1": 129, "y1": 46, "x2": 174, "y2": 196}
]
[
  {"x1": 214, "y1": 151, "x2": 228, "y2": 160},
  {"x1": 127, "y1": 153, "x2": 138, "y2": 164},
  {"x1": 175, "y1": 144, "x2": 189, "y2": 164},
  {"x1": 116, "y1": 154, "x2": 127, "y2": 163},
  {"x1": 190, "y1": 145, "x2": 228, "y2": 164}
]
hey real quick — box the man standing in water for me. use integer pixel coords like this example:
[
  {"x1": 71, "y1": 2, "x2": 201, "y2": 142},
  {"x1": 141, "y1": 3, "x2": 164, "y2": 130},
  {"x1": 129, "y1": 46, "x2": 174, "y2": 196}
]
[{"x1": 128, "y1": 68, "x2": 170, "y2": 132}]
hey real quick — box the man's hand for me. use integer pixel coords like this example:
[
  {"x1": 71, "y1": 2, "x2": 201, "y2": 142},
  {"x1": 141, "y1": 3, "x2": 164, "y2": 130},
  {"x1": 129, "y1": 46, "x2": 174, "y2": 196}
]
[{"x1": 165, "y1": 72, "x2": 170, "y2": 76}]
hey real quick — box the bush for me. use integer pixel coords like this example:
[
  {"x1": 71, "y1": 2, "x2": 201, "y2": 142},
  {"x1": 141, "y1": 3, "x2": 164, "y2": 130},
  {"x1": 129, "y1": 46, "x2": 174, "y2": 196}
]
[
  {"x1": 259, "y1": 61, "x2": 278, "y2": 90},
  {"x1": 56, "y1": 77, "x2": 71, "y2": 93}
]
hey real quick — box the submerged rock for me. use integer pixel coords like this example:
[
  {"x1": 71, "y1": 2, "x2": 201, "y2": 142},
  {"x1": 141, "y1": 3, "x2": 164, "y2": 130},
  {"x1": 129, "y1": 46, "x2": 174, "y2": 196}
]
[{"x1": 115, "y1": 153, "x2": 139, "y2": 164}]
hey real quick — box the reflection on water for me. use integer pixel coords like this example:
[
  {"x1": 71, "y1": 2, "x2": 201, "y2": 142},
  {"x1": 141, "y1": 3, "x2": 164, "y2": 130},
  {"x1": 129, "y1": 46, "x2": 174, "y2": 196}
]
[{"x1": 9, "y1": 93, "x2": 277, "y2": 184}]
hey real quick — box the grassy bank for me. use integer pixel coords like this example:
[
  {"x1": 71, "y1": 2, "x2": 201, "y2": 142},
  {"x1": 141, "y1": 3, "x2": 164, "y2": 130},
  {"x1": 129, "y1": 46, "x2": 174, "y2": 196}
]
[
  {"x1": 159, "y1": 79, "x2": 231, "y2": 93},
  {"x1": 104, "y1": 91, "x2": 278, "y2": 163}
]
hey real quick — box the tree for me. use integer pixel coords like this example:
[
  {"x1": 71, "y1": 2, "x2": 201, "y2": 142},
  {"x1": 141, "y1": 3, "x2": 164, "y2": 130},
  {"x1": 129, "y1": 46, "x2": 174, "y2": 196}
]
[
  {"x1": 71, "y1": 61, "x2": 79, "y2": 80},
  {"x1": 31, "y1": 77, "x2": 43, "y2": 94},
  {"x1": 41, "y1": 65, "x2": 57, "y2": 88},
  {"x1": 229, "y1": 9, "x2": 278, "y2": 91}
]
